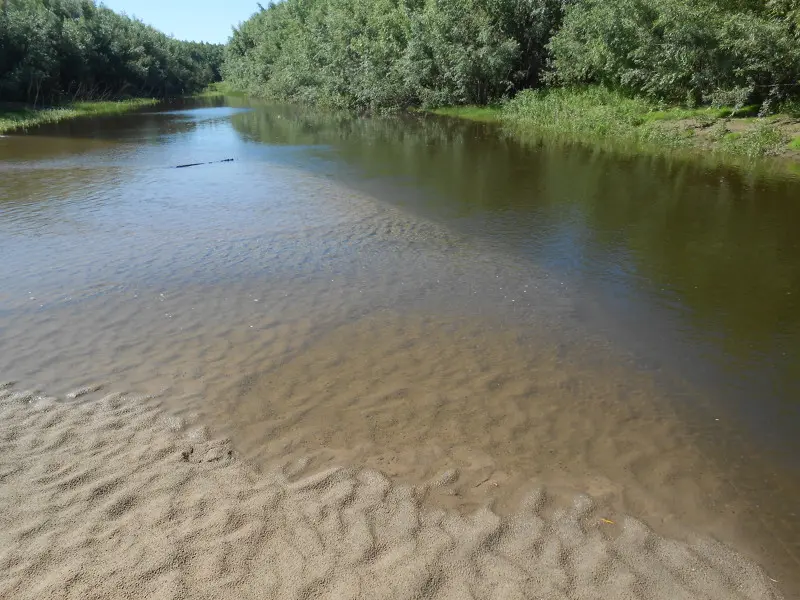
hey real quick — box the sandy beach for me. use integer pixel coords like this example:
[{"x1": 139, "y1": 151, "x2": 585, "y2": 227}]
[{"x1": 0, "y1": 379, "x2": 786, "y2": 600}]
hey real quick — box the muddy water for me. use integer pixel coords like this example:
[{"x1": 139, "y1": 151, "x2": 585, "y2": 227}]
[{"x1": 1, "y1": 98, "x2": 799, "y2": 593}]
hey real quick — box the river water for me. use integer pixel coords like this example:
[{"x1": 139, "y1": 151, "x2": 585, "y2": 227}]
[{"x1": 1, "y1": 97, "x2": 798, "y2": 593}]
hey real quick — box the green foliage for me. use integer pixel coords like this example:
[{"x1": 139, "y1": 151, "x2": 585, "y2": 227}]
[
  {"x1": 503, "y1": 87, "x2": 657, "y2": 141},
  {"x1": 779, "y1": 98, "x2": 800, "y2": 117},
  {"x1": 768, "y1": 0, "x2": 800, "y2": 31},
  {"x1": 501, "y1": 86, "x2": 794, "y2": 159},
  {"x1": 225, "y1": 0, "x2": 800, "y2": 116},
  {"x1": 789, "y1": 136, "x2": 800, "y2": 150},
  {"x1": 548, "y1": 0, "x2": 800, "y2": 110},
  {"x1": 195, "y1": 81, "x2": 245, "y2": 97},
  {"x1": 223, "y1": 0, "x2": 565, "y2": 109},
  {"x1": 0, "y1": 0, "x2": 223, "y2": 105},
  {"x1": 717, "y1": 123, "x2": 787, "y2": 158},
  {"x1": 640, "y1": 105, "x2": 760, "y2": 123},
  {"x1": 401, "y1": 0, "x2": 518, "y2": 107}
]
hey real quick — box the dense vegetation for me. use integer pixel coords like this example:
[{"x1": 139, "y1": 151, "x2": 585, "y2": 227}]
[
  {"x1": 550, "y1": 0, "x2": 800, "y2": 111},
  {"x1": 224, "y1": 0, "x2": 800, "y2": 113},
  {"x1": 0, "y1": 0, "x2": 223, "y2": 105},
  {"x1": 223, "y1": 0, "x2": 564, "y2": 109}
]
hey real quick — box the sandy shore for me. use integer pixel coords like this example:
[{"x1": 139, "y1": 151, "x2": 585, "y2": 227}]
[{"x1": 0, "y1": 382, "x2": 784, "y2": 600}]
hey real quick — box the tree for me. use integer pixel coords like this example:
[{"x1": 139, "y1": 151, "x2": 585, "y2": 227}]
[
  {"x1": 548, "y1": 0, "x2": 800, "y2": 108},
  {"x1": 0, "y1": 0, "x2": 223, "y2": 104}
]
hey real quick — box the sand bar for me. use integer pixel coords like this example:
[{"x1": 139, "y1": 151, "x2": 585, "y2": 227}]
[{"x1": 0, "y1": 383, "x2": 785, "y2": 599}]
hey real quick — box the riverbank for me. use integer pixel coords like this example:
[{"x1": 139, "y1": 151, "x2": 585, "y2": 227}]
[
  {"x1": 429, "y1": 87, "x2": 800, "y2": 165},
  {"x1": 0, "y1": 99, "x2": 158, "y2": 134}
]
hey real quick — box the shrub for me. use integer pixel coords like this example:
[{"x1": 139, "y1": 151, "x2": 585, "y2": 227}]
[
  {"x1": 223, "y1": 0, "x2": 566, "y2": 109},
  {"x1": 548, "y1": 0, "x2": 800, "y2": 110}
]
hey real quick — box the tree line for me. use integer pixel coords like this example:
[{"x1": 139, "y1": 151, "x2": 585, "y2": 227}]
[
  {"x1": 0, "y1": 0, "x2": 223, "y2": 105},
  {"x1": 223, "y1": 0, "x2": 800, "y2": 111},
  {"x1": 3, "y1": 0, "x2": 797, "y2": 112}
]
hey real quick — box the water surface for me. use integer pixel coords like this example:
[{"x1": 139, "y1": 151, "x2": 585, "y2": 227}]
[{"x1": 1, "y1": 97, "x2": 798, "y2": 591}]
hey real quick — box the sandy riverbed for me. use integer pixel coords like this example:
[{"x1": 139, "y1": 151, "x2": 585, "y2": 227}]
[{"x1": 0, "y1": 381, "x2": 785, "y2": 600}]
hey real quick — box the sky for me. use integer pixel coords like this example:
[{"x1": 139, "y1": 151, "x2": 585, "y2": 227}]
[{"x1": 100, "y1": 0, "x2": 262, "y2": 44}]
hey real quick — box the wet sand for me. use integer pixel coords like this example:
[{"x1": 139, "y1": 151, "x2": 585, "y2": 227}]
[
  {"x1": 0, "y1": 382, "x2": 785, "y2": 599},
  {"x1": 1, "y1": 308, "x2": 798, "y2": 597}
]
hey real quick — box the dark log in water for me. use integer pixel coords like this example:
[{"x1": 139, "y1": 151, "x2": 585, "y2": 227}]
[{"x1": 175, "y1": 158, "x2": 234, "y2": 168}]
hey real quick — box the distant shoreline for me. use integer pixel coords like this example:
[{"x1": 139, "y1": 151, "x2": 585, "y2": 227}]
[
  {"x1": 0, "y1": 99, "x2": 158, "y2": 135},
  {"x1": 201, "y1": 82, "x2": 800, "y2": 174}
]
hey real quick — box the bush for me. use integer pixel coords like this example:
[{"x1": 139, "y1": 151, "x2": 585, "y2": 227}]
[
  {"x1": 399, "y1": 0, "x2": 518, "y2": 106},
  {"x1": 223, "y1": 0, "x2": 566, "y2": 109},
  {"x1": 718, "y1": 122, "x2": 787, "y2": 158},
  {"x1": 548, "y1": 0, "x2": 800, "y2": 110}
]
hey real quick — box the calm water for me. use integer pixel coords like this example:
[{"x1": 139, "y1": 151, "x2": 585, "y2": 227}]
[
  {"x1": 1, "y1": 97, "x2": 799, "y2": 587},
  {"x1": 240, "y1": 102, "x2": 800, "y2": 452}
]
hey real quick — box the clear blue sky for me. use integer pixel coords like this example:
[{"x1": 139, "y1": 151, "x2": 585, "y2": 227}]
[{"x1": 100, "y1": 0, "x2": 262, "y2": 44}]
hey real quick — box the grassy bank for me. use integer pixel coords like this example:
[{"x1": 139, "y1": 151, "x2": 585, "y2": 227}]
[
  {"x1": 0, "y1": 99, "x2": 158, "y2": 134},
  {"x1": 428, "y1": 87, "x2": 800, "y2": 164},
  {"x1": 425, "y1": 106, "x2": 502, "y2": 123}
]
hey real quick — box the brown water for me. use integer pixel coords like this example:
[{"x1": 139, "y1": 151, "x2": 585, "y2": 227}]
[{"x1": 1, "y1": 97, "x2": 799, "y2": 594}]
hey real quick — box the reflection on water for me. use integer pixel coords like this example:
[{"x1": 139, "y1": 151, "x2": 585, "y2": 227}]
[
  {"x1": 1, "y1": 97, "x2": 799, "y2": 591},
  {"x1": 228, "y1": 101, "x2": 800, "y2": 459}
]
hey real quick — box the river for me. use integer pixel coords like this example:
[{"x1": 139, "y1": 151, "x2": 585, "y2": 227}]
[{"x1": 1, "y1": 97, "x2": 798, "y2": 593}]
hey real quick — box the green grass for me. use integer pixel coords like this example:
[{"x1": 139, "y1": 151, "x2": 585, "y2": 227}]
[
  {"x1": 499, "y1": 87, "x2": 691, "y2": 153},
  {"x1": 498, "y1": 87, "x2": 794, "y2": 160},
  {"x1": 716, "y1": 123, "x2": 786, "y2": 159},
  {"x1": 641, "y1": 104, "x2": 759, "y2": 122},
  {"x1": 502, "y1": 87, "x2": 654, "y2": 140},
  {"x1": 0, "y1": 98, "x2": 158, "y2": 134},
  {"x1": 425, "y1": 87, "x2": 800, "y2": 169},
  {"x1": 425, "y1": 105, "x2": 502, "y2": 122}
]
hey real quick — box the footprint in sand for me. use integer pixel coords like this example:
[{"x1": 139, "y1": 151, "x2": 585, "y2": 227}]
[{"x1": 181, "y1": 442, "x2": 234, "y2": 464}]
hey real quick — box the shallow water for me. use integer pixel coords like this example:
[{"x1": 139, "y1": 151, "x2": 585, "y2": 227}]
[{"x1": 0, "y1": 97, "x2": 798, "y2": 592}]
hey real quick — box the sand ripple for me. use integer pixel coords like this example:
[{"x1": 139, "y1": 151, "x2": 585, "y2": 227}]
[{"x1": 0, "y1": 385, "x2": 783, "y2": 599}]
